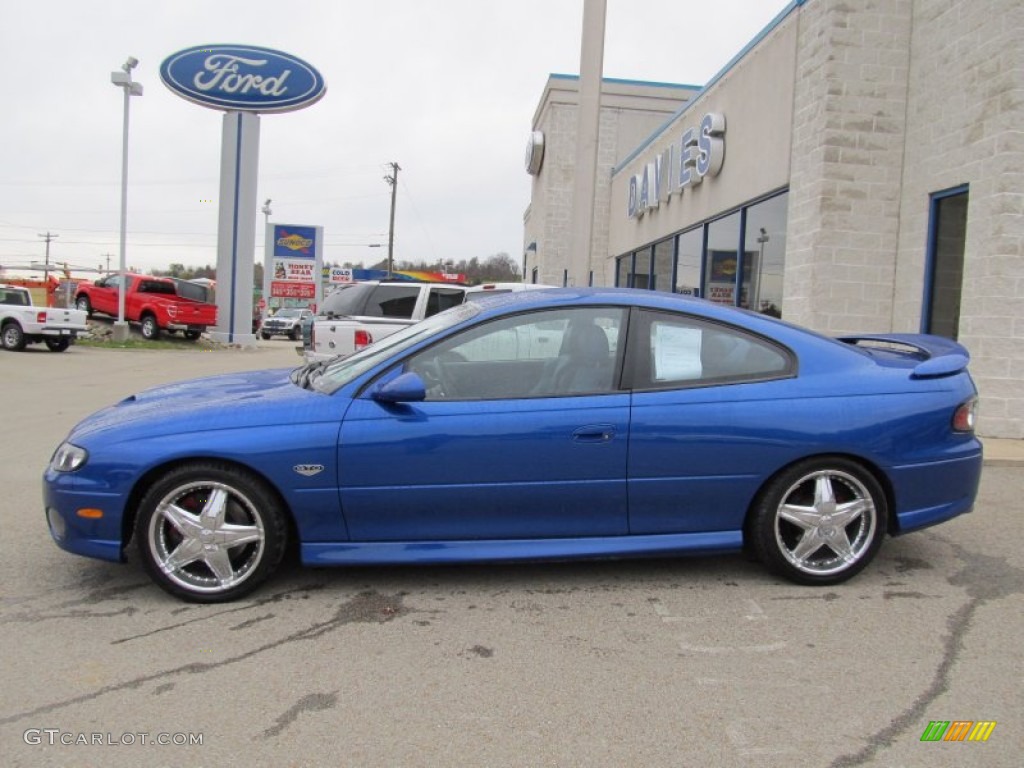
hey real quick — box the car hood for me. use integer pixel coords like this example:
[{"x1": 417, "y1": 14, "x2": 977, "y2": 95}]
[{"x1": 68, "y1": 368, "x2": 336, "y2": 443}]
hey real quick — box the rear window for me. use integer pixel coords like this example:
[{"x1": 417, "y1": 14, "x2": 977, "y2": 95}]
[
  {"x1": 365, "y1": 285, "x2": 420, "y2": 318},
  {"x1": 320, "y1": 283, "x2": 375, "y2": 317}
]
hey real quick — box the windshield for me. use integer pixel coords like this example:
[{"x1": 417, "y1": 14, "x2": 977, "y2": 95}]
[
  {"x1": 276, "y1": 308, "x2": 303, "y2": 317},
  {"x1": 310, "y1": 302, "x2": 480, "y2": 394}
]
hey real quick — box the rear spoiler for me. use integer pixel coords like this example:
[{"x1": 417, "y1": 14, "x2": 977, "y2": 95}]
[{"x1": 836, "y1": 333, "x2": 970, "y2": 379}]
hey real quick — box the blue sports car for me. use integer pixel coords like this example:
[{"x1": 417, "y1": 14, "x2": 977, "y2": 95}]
[{"x1": 44, "y1": 288, "x2": 983, "y2": 602}]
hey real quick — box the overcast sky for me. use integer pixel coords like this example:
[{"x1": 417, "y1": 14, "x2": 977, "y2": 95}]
[{"x1": 0, "y1": 0, "x2": 791, "y2": 277}]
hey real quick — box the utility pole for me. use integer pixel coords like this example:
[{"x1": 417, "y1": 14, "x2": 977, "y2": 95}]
[
  {"x1": 37, "y1": 233, "x2": 58, "y2": 278},
  {"x1": 384, "y1": 162, "x2": 400, "y2": 278},
  {"x1": 38, "y1": 231, "x2": 58, "y2": 305}
]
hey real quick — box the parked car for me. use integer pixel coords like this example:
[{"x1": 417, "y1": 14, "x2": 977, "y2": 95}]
[
  {"x1": 74, "y1": 273, "x2": 217, "y2": 341},
  {"x1": 44, "y1": 288, "x2": 982, "y2": 602},
  {"x1": 306, "y1": 280, "x2": 468, "y2": 362},
  {"x1": 1, "y1": 284, "x2": 89, "y2": 352},
  {"x1": 260, "y1": 307, "x2": 312, "y2": 340}
]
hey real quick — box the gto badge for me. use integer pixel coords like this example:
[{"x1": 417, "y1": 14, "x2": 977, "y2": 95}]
[{"x1": 293, "y1": 464, "x2": 324, "y2": 477}]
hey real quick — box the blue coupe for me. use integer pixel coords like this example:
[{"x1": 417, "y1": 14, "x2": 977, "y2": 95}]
[{"x1": 44, "y1": 288, "x2": 983, "y2": 602}]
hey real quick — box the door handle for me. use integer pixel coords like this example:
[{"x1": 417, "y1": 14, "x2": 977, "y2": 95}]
[{"x1": 572, "y1": 424, "x2": 616, "y2": 442}]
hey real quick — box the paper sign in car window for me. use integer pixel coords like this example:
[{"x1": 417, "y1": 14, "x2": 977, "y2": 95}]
[{"x1": 653, "y1": 324, "x2": 702, "y2": 381}]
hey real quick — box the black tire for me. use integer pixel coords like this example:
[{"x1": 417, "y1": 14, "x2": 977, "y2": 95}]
[
  {"x1": 140, "y1": 315, "x2": 161, "y2": 340},
  {"x1": 748, "y1": 456, "x2": 887, "y2": 585},
  {"x1": 135, "y1": 462, "x2": 288, "y2": 602},
  {"x1": 290, "y1": 327, "x2": 300, "y2": 341},
  {"x1": 184, "y1": 330, "x2": 202, "y2": 341},
  {"x1": 75, "y1": 296, "x2": 92, "y2": 315},
  {"x1": 45, "y1": 338, "x2": 71, "y2": 352},
  {"x1": 1, "y1": 322, "x2": 26, "y2": 351},
  {"x1": 261, "y1": 332, "x2": 271, "y2": 340}
]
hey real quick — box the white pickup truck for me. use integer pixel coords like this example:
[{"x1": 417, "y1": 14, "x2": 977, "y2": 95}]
[
  {"x1": 1, "y1": 284, "x2": 90, "y2": 352},
  {"x1": 305, "y1": 281, "x2": 468, "y2": 362}
]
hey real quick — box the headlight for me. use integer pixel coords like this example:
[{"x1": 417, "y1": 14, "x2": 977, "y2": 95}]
[{"x1": 50, "y1": 442, "x2": 88, "y2": 472}]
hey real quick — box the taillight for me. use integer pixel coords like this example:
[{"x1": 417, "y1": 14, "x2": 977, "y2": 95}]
[
  {"x1": 354, "y1": 329, "x2": 373, "y2": 350},
  {"x1": 952, "y1": 398, "x2": 977, "y2": 433},
  {"x1": 36, "y1": 311, "x2": 47, "y2": 323}
]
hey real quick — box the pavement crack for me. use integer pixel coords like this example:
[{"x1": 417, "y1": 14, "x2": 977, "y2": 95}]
[
  {"x1": 826, "y1": 537, "x2": 1024, "y2": 767},
  {"x1": 260, "y1": 692, "x2": 339, "y2": 739},
  {"x1": 0, "y1": 590, "x2": 406, "y2": 727}
]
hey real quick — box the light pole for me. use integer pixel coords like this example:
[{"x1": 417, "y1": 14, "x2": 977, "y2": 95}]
[
  {"x1": 111, "y1": 57, "x2": 142, "y2": 342},
  {"x1": 261, "y1": 199, "x2": 272, "y2": 318}
]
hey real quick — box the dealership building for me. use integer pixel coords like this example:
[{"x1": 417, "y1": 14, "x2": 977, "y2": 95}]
[{"x1": 522, "y1": 0, "x2": 1022, "y2": 439}]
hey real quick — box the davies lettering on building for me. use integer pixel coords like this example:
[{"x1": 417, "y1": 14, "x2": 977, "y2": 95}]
[
  {"x1": 160, "y1": 45, "x2": 326, "y2": 113},
  {"x1": 628, "y1": 112, "x2": 726, "y2": 219}
]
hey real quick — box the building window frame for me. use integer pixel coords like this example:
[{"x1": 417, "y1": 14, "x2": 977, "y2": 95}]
[{"x1": 921, "y1": 183, "x2": 969, "y2": 337}]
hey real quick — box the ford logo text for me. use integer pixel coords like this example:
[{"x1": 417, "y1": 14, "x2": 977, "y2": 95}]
[{"x1": 160, "y1": 45, "x2": 326, "y2": 113}]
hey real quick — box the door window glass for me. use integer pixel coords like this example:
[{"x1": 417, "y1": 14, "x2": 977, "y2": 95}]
[{"x1": 406, "y1": 307, "x2": 626, "y2": 400}]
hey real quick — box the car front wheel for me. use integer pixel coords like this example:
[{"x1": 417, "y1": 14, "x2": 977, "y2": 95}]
[
  {"x1": 749, "y1": 457, "x2": 886, "y2": 585},
  {"x1": 75, "y1": 296, "x2": 92, "y2": 314},
  {"x1": 135, "y1": 462, "x2": 288, "y2": 602}
]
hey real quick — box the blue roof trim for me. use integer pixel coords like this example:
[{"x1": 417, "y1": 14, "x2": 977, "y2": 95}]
[
  {"x1": 612, "y1": 0, "x2": 806, "y2": 176},
  {"x1": 548, "y1": 72, "x2": 701, "y2": 90}
]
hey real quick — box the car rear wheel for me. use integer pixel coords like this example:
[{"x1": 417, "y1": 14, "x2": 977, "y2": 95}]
[
  {"x1": 2, "y1": 322, "x2": 26, "y2": 351},
  {"x1": 261, "y1": 332, "x2": 271, "y2": 340},
  {"x1": 184, "y1": 330, "x2": 201, "y2": 341},
  {"x1": 135, "y1": 462, "x2": 287, "y2": 602},
  {"x1": 140, "y1": 315, "x2": 160, "y2": 340},
  {"x1": 749, "y1": 457, "x2": 886, "y2": 585},
  {"x1": 45, "y1": 338, "x2": 71, "y2": 352}
]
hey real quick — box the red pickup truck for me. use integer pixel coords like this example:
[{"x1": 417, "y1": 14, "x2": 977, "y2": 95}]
[{"x1": 74, "y1": 274, "x2": 217, "y2": 341}]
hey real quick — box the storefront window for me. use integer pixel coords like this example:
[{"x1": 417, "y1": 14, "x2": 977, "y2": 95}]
[
  {"x1": 704, "y1": 212, "x2": 741, "y2": 306},
  {"x1": 743, "y1": 192, "x2": 788, "y2": 317},
  {"x1": 615, "y1": 257, "x2": 627, "y2": 287},
  {"x1": 675, "y1": 228, "x2": 702, "y2": 297},
  {"x1": 924, "y1": 186, "x2": 968, "y2": 339},
  {"x1": 631, "y1": 247, "x2": 652, "y2": 289},
  {"x1": 652, "y1": 239, "x2": 673, "y2": 293}
]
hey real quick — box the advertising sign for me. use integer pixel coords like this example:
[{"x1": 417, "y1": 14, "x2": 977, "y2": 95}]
[
  {"x1": 159, "y1": 45, "x2": 327, "y2": 113},
  {"x1": 266, "y1": 224, "x2": 323, "y2": 303}
]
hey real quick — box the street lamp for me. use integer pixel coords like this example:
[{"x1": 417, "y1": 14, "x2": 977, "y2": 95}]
[
  {"x1": 260, "y1": 199, "x2": 272, "y2": 318},
  {"x1": 111, "y1": 56, "x2": 142, "y2": 341}
]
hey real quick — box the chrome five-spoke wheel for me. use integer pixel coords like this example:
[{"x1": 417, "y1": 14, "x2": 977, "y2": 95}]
[
  {"x1": 136, "y1": 463, "x2": 286, "y2": 602},
  {"x1": 750, "y1": 457, "x2": 887, "y2": 585}
]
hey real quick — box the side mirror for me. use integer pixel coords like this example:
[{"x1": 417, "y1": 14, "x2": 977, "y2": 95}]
[{"x1": 371, "y1": 372, "x2": 426, "y2": 404}]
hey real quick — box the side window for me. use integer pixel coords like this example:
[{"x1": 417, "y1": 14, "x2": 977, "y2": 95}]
[
  {"x1": 406, "y1": 307, "x2": 625, "y2": 400},
  {"x1": 365, "y1": 286, "x2": 420, "y2": 318},
  {"x1": 425, "y1": 287, "x2": 465, "y2": 317},
  {"x1": 639, "y1": 311, "x2": 791, "y2": 388}
]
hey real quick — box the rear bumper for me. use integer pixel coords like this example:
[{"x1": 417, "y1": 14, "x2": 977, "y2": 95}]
[{"x1": 889, "y1": 444, "x2": 983, "y2": 534}]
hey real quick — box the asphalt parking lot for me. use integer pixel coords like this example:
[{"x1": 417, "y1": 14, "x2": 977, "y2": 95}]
[{"x1": 1, "y1": 341, "x2": 1021, "y2": 767}]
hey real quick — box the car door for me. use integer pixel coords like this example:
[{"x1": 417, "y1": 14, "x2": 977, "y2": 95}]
[
  {"x1": 92, "y1": 275, "x2": 130, "y2": 315},
  {"x1": 337, "y1": 306, "x2": 630, "y2": 541},
  {"x1": 625, "y1": 309, "x2": 797, "y2": 535}
]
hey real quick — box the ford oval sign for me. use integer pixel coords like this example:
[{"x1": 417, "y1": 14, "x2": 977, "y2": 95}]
[{"x1": 160, "y1": 45, "x2": 326, "y2": 113}]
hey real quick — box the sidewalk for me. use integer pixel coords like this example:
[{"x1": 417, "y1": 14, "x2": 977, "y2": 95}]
[{"x1": 982, "y1": 438, "x2": 1024, "y2": 467}]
